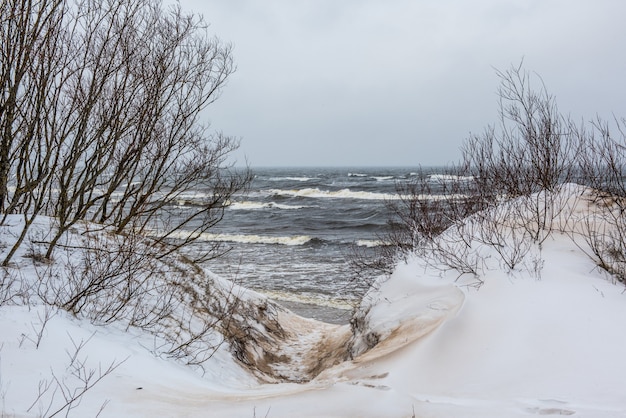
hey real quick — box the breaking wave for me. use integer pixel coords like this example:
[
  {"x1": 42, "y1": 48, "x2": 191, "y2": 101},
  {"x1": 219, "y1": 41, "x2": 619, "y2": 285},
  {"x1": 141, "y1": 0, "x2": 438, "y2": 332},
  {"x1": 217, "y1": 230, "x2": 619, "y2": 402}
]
[
  {"x1": 266, "y1": 188, "x2": 465, "y2": 202},
  {"x1": 267, "y1": 188, "x2": 400, "y2": 201},
  {"x1": 228, "y1": 201, "x2": 309, "y2": 210},
  {"x1": 348, "y1": 173, "x2": 395, "y2": 181},
  {"x1": 268, "y1": 176, "x2": 319, "y2": 182},
  {"x1": 261, "y1": 290, "x2": 355, "y2": 311},
  {"x1": 355, "y1": 239, "x2": 386, "y2": 248},
  {"x1": 168, "y1": 231, "x2": 313, "y2": 246}
]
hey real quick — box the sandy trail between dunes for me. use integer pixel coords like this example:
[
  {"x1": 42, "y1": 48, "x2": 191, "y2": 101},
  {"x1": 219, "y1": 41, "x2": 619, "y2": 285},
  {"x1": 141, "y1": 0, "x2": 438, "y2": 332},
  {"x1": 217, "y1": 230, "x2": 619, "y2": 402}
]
[
  {"x1": 132, "y1": 283, "x2": 465, "y2": 410},
  {"x1": 222, "y1": 282, "x2": 465, "y2": 385}
]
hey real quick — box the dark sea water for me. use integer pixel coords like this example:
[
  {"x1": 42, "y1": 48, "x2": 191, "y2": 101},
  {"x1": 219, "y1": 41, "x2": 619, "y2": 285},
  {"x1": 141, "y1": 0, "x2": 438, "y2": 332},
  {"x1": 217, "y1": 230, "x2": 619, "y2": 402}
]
[{"x1": 195, "y1": 167, "x2": 442, "y2": 324}]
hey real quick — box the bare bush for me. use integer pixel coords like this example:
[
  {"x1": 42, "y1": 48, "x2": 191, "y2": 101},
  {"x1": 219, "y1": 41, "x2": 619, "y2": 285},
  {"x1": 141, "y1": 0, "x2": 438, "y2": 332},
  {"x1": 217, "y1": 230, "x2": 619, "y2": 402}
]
[
  {"x1": 462, "y1": 63, "x2": 583, "y2": 243},
  {"x1": 355, "y1": 62, "x2": 625, "y2": 286},
  {"x1": 352, "y1": 162, "x2": 493, "y2": 287},
  {"x1": 18, "y1": 306, "x2": 57, "y2": 349},
  {"x1": 347, "y1": 242, "x2": 397, "y2": 287},
  {"x1": 0, "y1": 267, "x2": 32, "y2": 306},
  {"x1": 349, "y1": 167, "x2": 485, "y2": 283},
  {"x1": 568, "y1": 118, "x2": 626, "y2": 282},
  {"x1": 474, "y1": 203, "x2": 532, "y2": 273},
  {"x1": 30, "y1": 222, "x2": 243, "y2": 368},
  {"x1": 426, "y1": 235, "x2": 485, "y2": 284},
  {"x1": 26, "y1": 332, "x2": 125, "y2": 418},
  {"x1": 465, "y1": 63, "x2": 580, "y2": 196},
  {"x1": 572, "y1": 191, "x2": 626, "y2": 284}
]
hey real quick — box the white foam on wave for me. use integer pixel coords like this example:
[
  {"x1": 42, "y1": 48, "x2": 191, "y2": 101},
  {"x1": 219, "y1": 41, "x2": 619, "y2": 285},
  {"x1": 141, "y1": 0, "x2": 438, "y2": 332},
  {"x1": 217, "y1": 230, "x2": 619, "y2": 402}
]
[
  {"x1": 266, "y1": 188, "x2": 466, "y2": 202},
  {"x1": 268, "y1": 176, "x2": 318, "y2": 182},
  {"x1": 167, "y1": 230, "x2": 312, "y2": 246},
  {"x1": 356, "y1": 239, "x2": 386, "y2": 248},
  {"x1": 261, "y1": 289, "x2": 355, "y2": 311},
  {"x1": 371, "y1": 176, "x2": 394, "y2": 181},
  {"x1": 174, "y1": 191, "x2": 216, "y2": 206},
  {"x1": 268, "y1": 188, "x2": 400, "y2": 201},
  {"x1": 229, "y1": 201, "x2": 308, "y2": 210},
  {"x1": 347, "y1": 173, "x2": 368, "y2": 177}
]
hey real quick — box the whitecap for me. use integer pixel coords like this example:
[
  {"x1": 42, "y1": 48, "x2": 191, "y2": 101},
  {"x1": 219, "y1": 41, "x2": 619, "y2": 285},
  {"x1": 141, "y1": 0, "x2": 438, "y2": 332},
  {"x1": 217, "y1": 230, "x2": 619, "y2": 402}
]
[
  {"x1": 355, "y1": 239, "x2": 386, "y2": 248},
  {"x1": 166, "y1": 230, "x2": 312, "y2": 246},
  {"x1": 267, "y1": 188, "x2": 400, "y2": 201},
  {"x1": 268, "y1": 176, "x2": 318, "y2": 182},
  {"x1": 260, "y1": 290, "x2": 356, "y2": 311},
  {"x1": 228, "y1": 201, "x2": 308, "y2": 210}
]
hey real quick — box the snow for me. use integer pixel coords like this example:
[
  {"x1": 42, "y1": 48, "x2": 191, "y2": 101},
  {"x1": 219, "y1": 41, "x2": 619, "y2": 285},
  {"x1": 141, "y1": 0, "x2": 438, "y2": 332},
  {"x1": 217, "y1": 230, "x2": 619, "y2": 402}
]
[{"x1": 2, "y1": 186, "x2": 626, "y2": 417}]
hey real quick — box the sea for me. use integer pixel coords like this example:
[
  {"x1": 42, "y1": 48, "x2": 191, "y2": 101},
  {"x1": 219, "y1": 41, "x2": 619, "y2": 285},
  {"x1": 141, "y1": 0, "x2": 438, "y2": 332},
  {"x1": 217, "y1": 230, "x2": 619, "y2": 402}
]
[{"x1": 195, "y1": 166, "x2": 443, "y2": 324}]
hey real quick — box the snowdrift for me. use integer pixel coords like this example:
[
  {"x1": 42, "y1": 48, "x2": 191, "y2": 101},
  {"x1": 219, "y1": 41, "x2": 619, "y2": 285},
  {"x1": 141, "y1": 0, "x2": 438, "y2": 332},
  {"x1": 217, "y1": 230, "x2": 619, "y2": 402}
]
[{"x1": 2, "y1": 184, "x2": 626, "y2": 417}]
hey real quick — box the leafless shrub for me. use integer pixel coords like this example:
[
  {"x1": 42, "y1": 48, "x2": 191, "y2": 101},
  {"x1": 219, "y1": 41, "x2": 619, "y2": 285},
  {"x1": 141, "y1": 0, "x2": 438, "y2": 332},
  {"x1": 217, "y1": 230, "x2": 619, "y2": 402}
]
[
  {"x1": 428, "y1": 238, "x2": 485, "y2": 285},
  {"x1": 347, "y1": 242, "x2": 397, "y2": 289},
  {"x1": 219, "y1": 297, "x2": 291, "y2": 381},
  {"x1": 357, "y1": 63, "x2": 605, "y2": 285},
  {"x1": 26, "y1": 332, "x2": 125, "y2": 418},
  {"x1": 419, "y1": 213, "x2": 486, "y2": 287},
  {"x1": 0, "y1": 268, "x2": 32, "y2": 306},
  {"x1": 511, "y1": 186, "x2": 582, "y2": 246},
  {"x1": 474, "y1": 204, "x2": 532, "y2": 273},
  {"x1": 577, "y1": 117, "x2": 626, "y2": 197},
  {"x1": 568, "y1": 118, "x2": 626, "y2": 283},
  {"x1": 52, "y1": 231, "x2": 163, "y2": 320},
  {"x1": 495, "y1": 64, "x2": 579, "y2": 193},
  {"x1": 572, "y1": 192, "x2": 626, "y2": 284},
  {"x1": 160, "y1": 272, "x2": 243, "y2": 372},
  {"x1": 349, "y1": 166, "x2": 484, "y2": 283},
  {"x1": 18, "y1": 306, "x2": 57, "y2": 349},
  {"x1": 30, "y1": 223, "x2": 242, "y2": 368},
  {"x1": 525, "y1": 245, "x2": 545, "y2": 280},
  {"x1": 462, "y1": 63, "x2": 583, "y2": 243}
]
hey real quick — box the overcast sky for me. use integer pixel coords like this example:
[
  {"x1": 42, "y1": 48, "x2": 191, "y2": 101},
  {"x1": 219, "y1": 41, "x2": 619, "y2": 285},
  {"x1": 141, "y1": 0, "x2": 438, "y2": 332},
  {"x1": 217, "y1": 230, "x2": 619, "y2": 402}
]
[{"x1": 178, "y1": 0, "x2": 626, "y2": 167}]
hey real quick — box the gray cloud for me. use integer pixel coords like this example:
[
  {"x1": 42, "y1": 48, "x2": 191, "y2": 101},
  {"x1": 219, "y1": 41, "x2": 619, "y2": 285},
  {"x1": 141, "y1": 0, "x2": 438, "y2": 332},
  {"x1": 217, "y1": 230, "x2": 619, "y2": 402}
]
[{"x1": 179, "y1": 0, "x2": 626, "y2": 167}]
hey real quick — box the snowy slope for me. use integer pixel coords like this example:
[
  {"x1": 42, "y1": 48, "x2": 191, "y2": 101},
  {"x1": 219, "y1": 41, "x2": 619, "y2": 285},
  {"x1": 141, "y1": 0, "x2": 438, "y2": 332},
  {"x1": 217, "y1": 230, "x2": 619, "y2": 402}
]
[{"x1": 2, "y1": 186, "x2": 626, "y2": 417}]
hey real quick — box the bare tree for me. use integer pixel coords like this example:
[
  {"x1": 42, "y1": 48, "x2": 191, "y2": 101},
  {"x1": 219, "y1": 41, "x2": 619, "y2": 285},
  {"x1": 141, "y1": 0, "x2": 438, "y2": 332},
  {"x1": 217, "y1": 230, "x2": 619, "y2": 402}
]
[
  {"x1": 0, "y1": 0, "x2": 250, "y2": 265},
  {"x1": 0, "y1": 0, "x2": 68, "y2": 265}
]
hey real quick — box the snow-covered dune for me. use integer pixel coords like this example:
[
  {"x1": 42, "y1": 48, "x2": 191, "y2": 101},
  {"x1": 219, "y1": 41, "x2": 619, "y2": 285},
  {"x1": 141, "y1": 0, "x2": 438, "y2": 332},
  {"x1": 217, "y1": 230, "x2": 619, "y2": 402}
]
[{"x1": 2, "y1": 185, "x2": 626, "y2": 417}]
